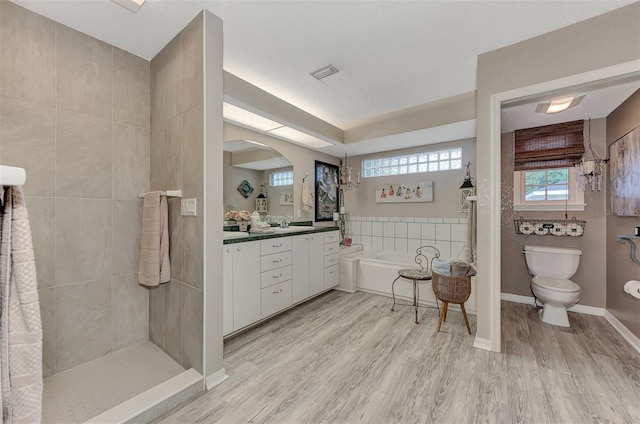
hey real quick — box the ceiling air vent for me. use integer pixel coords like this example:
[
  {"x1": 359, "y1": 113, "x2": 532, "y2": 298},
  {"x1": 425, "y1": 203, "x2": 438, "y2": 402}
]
[{"x1": 310, "y1": 64, "x2": 339, "y2": 80}]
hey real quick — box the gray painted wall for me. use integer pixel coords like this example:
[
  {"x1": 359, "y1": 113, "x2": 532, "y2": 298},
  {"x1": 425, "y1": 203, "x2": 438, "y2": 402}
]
[
  {"x1": 476, "y1": 3, "x2": 640, "y2": 343},
  {"x1": 606, "y1": 88, "x2": 640, "y2": 338},
  {"x1": 500, "y1": 120, "x2": 607, "y2": 308}
]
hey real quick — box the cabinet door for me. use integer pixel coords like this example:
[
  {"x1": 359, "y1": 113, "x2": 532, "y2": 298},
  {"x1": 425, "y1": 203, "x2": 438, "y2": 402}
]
[
  {"x1": 292, "y1": 234, "x2": 310, "y2": 303},
  {"x1": 233, "y1": 241, "x2": 261, "y2": 331},
  {"x1": 223, "y1": 246, "x2": 233, "y2": 336},
  {"x1": 309, "y1": 234, "x2": 325, "y2": 296}
]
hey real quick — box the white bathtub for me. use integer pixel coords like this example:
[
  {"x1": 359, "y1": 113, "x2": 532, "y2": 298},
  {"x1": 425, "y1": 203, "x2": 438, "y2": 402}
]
[{"x1": 353, "y1": 250, "x2": 477, "y2": 314}]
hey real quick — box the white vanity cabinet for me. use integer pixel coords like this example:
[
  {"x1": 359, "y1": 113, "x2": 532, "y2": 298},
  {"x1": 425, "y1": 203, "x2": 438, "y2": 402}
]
[
  {"x1": 292, "y1": 233, "x2": 325, "y2": 302},
  {"x1": 227, "y1": 240, "x2": 261, "y2": 333},
  {"x1": 260, "y1": 238, "x2": 293, "y2": 318},
  {"x1": 224, "y1": 229, "x2": 340, "y2": 336},
  {"x1": 324, "y1": 231, "x2": 340, "y2": 289}
]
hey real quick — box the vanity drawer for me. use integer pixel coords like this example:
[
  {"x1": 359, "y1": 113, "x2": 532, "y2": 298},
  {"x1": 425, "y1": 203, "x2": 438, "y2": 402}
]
[
  {"x1": 324, "y1": 264, "x2": 339, "y2": 288},
  {"x1": 324, "y1": 242, "x2": 339, "y2": 256},
  {"x1": 324, "y1": 231, "x2": 340, "y2": 244},
  {"x1": 261, "y1": 265, "x2": 292, "y2": 288},
  {"x1": 324, "y1": 253, "x2": 339, "y2": 268},
  {"x1": 261, "y1": 280, "x2": 292, "y2": 318},
  {"x1": 261, "y1": 238, "x2": 291, "y2": 255},
  {"x1": 260, "y1": 251, "x2": 292, "y2": 272}
]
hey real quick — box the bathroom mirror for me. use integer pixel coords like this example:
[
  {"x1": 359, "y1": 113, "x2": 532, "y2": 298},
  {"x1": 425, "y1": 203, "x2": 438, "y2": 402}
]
[{"x1": 223, "y1": 140, "x2": 294, "y2": 221}]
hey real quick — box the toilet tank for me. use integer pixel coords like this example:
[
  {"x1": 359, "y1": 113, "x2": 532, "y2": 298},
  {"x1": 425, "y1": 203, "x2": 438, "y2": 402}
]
[{"x1": 523, "y1": 245, "x2": 582, "y2": 279}]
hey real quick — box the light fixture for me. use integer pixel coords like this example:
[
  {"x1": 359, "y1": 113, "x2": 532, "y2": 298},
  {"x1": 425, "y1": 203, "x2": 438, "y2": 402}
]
[
  {"x1": 112, "y1": 0, "x2": 145, "y2": 13},
  {"x1": 575, "y1": 117, "x2": 608, "y2": 191},
  {"x1": 310, "y1": 64, "x2": 339, "y2": 80},
  {"x1": 459, "y1": 162, "x2": 475, "y2": 213},
  {"x1": 223, "y1": 102, "x2": 333, "y2": 149},
  {"x1": 255, "y1": 184, "x2": 269, "y2": 214},
  {"x1": 536, "y1": 94, "x2": 585, "y2": 114},
  {"x1": 339, "y1": 154, "x2": 360, "y2": 191}
]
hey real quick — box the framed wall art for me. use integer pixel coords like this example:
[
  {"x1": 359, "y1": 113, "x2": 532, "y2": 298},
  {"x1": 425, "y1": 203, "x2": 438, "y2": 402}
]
[
  {"x1": 315, "y1": 160, "x2": 339, "y2": 221},
  {"x1": 375, "y1": 181, "x2": 433, "y2": 203},
  {"x1": 609, "y1": 125, "x2": 640, "y2": 216},
  {"x1": 279, "y1": 191, "x2": 294, "y2": 206}
]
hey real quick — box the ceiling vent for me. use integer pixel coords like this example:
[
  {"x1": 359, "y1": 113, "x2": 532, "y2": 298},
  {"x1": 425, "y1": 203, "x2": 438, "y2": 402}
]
[{"x1": 310, "y1": 64, "x2": 339, "y2": 80}]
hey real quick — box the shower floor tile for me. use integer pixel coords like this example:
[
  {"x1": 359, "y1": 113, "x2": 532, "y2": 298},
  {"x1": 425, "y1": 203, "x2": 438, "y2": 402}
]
[{"x1": 43, "y1": 341, "x2": 185, "y2": 424}]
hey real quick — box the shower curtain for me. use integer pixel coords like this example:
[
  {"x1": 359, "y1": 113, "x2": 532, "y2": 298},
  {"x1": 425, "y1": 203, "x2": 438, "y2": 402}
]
[{"x1": 0, "y1": 186, "x2": 42, "y2": 424}]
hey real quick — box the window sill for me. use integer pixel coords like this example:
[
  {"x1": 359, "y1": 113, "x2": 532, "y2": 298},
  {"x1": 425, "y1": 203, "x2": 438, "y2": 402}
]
[{"x1": 513, "y1": 204, "x2": 586, "y2": 212}]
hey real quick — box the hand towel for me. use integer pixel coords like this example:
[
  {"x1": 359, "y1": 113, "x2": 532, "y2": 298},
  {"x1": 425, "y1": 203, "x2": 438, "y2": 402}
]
[
  {"x1": 302, "y1": 180, "x2": 314, "y2": 213},
  {"x1": 138, "y1": 192, "x2": 171, "y2": 287},
  {"x1": 432, "y1": 258, "x2": 452, "y2": 276}
]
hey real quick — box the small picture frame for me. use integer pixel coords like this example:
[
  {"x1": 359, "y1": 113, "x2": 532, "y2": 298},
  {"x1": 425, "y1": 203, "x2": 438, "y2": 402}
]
[
  {"x1": 279, "y1": 192, "x2": 293, "y2": 206},
  {"x1": 315, "y1": 161, "x2": 339, "y2": 221}
]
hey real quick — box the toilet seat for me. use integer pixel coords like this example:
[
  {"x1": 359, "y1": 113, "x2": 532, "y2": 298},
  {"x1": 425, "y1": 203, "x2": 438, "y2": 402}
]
[{"x1": 532, "y1": 276, "x2": 580, "y2": 293}]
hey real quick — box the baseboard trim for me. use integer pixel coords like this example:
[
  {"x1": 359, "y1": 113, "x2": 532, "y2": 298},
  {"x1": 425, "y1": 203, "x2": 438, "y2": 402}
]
[
  {"x1": 206, "y1": 368, "x2": 229, "y2": 390},
  {"x1": 473, "y1": 336, "x2": 492, "y2": 351},
  {"x1": 604, "y1": 311, "x2": 640, "y2": 354},
  {"x1": 500, "y1": 292, "x2": 605, "y2": 316}
]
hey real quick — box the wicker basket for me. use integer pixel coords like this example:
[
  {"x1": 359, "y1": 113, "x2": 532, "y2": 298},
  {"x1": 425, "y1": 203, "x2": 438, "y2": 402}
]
[{"x1": 431, "y1": 272, "x2": 471, "y2": 304}]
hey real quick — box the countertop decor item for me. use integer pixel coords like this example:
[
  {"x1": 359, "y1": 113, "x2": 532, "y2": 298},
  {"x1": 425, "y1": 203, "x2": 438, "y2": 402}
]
[{"x1": 459, "y1": 161, "x2": 475, "y2": 213}]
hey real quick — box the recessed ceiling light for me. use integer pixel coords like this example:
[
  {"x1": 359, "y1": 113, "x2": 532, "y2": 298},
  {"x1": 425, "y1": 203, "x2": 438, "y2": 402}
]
[
  {"x1": 310, "y1": 64, "x2": 339, "y2": 80},
  {"x1": 112, "y1": 0, "x2": 145, "y2": 13},
  {"x1": 535, "y1": 94, "x2": 586, "y2": 114}
]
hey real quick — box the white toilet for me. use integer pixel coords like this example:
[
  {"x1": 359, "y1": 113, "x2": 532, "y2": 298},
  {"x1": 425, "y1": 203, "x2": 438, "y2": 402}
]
[{"x1": 523, "y1": 245, "x2": 582, "y2": 327}]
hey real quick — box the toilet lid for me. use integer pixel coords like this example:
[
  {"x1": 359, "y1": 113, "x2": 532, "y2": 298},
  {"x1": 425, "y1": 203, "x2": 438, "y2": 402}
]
[{"x1": 532, "y1": 276, "x2": 580, "y2": 293}]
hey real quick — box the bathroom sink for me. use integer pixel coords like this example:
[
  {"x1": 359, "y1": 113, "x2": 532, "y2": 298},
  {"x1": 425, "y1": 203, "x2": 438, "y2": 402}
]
[
  {"x1": 272, "y1": 226, "x2": 316, "y2": 233},
  {"x1": 223, "y1": 231, "x2": 250, "y2": 240}
]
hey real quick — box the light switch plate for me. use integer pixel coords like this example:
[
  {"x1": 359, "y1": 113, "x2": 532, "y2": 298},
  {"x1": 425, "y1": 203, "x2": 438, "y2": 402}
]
[{"x1": 181, "y1": 198, "x2": 197, "y2": 216}]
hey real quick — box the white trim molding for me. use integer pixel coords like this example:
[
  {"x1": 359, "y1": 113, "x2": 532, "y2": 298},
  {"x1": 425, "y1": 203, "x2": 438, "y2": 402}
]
[
  {"x1": 206, "y1": 368, "x2": 229, "y2": 390},
  {"x1": 473, "y1": 336, "x2": 492, "y2": 351},
  {"x1": 604, "y1": 311, "x2": 640, "y2": 354}
]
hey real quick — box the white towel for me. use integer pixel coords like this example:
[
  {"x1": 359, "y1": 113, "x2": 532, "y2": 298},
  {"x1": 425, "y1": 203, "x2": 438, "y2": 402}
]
[
  {"x1": 302, "y1": 180, "x2": 314, "y2": 213},
  {"x1": 0, "y1": 186, "x2": 43, "y2": 423},
  {"x1": 551, "y1": 222, "x2": 567, "y2": 236},
  {"x1": 138, "y1": 192, "x2": 171, "y2": 287},
  {"x1": 568, "y1": 224, "x2": 584, "y2": 237}
]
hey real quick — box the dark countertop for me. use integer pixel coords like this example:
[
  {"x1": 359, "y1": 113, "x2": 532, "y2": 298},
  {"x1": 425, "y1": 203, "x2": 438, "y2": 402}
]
[{"x1": 223, "y1": 226, "x2": 339, "y2": 245}]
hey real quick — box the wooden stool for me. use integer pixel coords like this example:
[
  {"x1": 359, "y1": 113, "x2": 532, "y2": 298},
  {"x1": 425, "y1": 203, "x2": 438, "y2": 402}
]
[{"x1": 431, "y1": 272, "x2": 472, "y2": 334}]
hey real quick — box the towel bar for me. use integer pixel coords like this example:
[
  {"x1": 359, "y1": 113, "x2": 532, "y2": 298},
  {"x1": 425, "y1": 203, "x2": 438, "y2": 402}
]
[{"x1": 139, "y1": 190, "x2": 182, "y2": 198}]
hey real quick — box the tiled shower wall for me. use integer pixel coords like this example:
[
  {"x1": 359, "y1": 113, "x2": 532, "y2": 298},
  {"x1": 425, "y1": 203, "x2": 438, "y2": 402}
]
[
  {"x1": 149, "y1": 13, "x2": 204, "y2": 373},
  {"x1": 0, "y1": 2, "x2": 150, "y2": 377},
  {"x1": 346, "y1": 216, "x2": 468, "y2": 259}
]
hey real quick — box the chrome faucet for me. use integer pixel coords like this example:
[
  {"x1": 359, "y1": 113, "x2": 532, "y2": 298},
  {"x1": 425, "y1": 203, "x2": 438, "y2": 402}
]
[{"x1": 280, "y1": 215, "x2": 291, "y2": 228}]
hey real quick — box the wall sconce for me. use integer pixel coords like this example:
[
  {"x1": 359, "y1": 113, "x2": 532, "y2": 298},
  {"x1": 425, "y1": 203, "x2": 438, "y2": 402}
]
[
  {"x1": 459, "y1": 162, "x2": 475, "y2": 213},
  {"x1": 255, "y1": 184, "x2": 269, "y2": 214}
]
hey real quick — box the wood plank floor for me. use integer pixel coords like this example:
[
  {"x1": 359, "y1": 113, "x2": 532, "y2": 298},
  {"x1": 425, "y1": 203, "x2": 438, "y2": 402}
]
[{"x1": 153, "y1": 291, "x2": 640, "y2": 424}]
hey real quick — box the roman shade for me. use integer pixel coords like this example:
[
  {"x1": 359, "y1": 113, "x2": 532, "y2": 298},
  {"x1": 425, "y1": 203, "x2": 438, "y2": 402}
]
[{"x1": 513, "y1": 120, "x2": 585, "y2": 171}]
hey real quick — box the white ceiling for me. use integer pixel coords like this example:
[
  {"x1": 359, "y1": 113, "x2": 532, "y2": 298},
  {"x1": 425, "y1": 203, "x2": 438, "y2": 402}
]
[{"x1": 11, "y1": 0, "x2": 636, "y2": 130}]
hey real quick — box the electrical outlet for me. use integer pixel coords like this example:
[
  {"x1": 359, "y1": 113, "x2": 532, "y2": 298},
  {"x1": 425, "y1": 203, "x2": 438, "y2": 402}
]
[
  {"x1": 297, "y1": 209, "x2": 301, "y2": 218},
  {"x1": 181, "y1": 198, "x2": 197, "y2": 216}
]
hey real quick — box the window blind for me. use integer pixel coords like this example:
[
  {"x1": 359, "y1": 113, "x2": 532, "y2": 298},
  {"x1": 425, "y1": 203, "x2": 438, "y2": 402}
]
[{"x1": 513, "y1": 120, "x2": 585, "y2": 171}]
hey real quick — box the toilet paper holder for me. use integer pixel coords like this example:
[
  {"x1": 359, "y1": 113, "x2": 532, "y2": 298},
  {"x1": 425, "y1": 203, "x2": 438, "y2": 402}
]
[{"x1": 617, "y1": 235, "x2": 640, "y2": 266}]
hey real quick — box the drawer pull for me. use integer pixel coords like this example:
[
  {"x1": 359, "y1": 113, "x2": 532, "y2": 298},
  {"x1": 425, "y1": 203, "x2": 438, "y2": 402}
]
[
  {"x1": 272, "y1": 243, "x2": 282, "y2": 248},
  {"x1": 236, "y1": 247, "x2": 241, "y2": 252},
  {"x1": 272, "y1": 274, "x2": 282, "y2": 279},
  {"x1": 329, "y1": 270, "x2": 335, "y2": 274},
  {"x1": 272, "y1": 259, "x2": 282, "y2": 264},
  {"x1": 273, "y1": 288, "x2": 283, "y2": 294},
  {"x1": 226, "y1": 249, "x2": 231, "y2": 253},
  {"x1": 328, "y1": 247, "x2": 335, "y2": 251}
]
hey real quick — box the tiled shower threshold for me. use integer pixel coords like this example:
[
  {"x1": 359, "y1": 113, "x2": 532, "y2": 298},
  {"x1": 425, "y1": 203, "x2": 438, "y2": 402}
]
[{"x1": 43, "y1": 341, "x2": 202, "y2": 424}]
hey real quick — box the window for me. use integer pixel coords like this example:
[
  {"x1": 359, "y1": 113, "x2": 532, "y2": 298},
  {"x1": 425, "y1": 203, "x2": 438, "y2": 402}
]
[
  {"x1": 514, "y1": 167, "x2": 584, "y2": 211},
  {"x1": 362, "y1": 147, "x2": 462, "y2": 178},
  {"x1": 269, "y1": 170, "x2": 293, "y2": 187}
]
